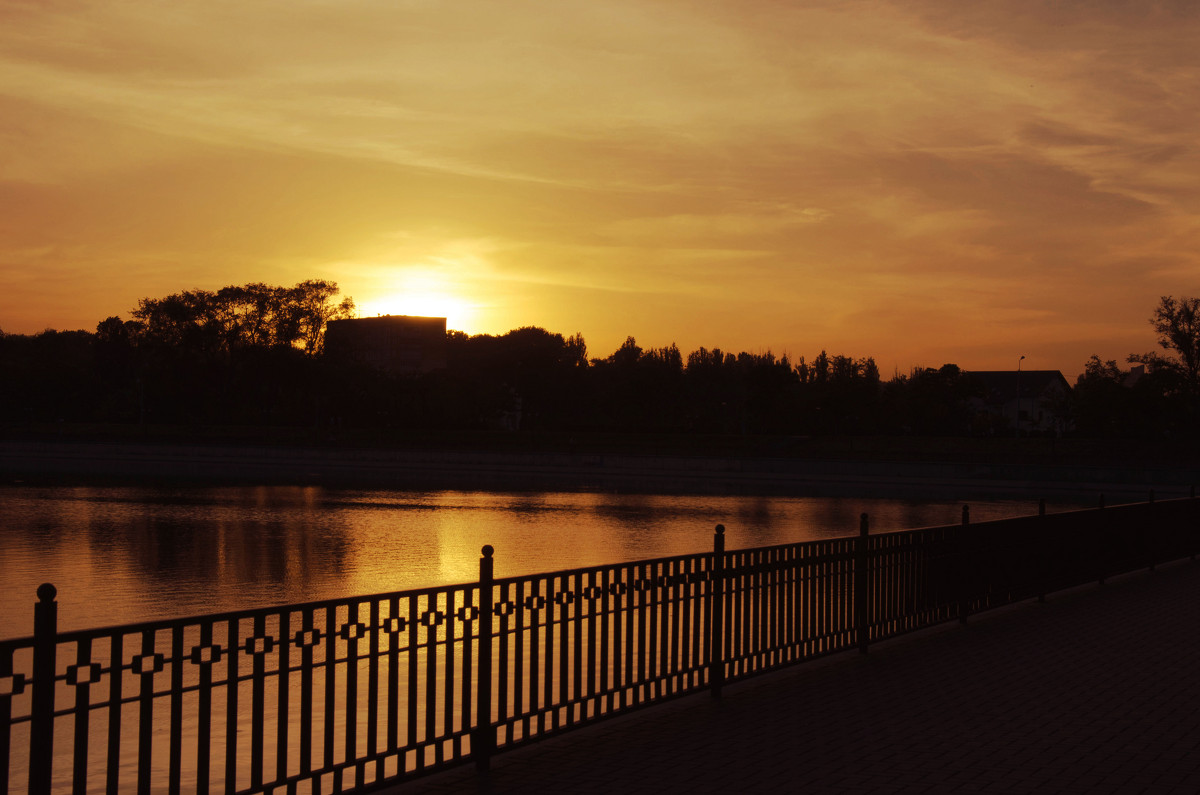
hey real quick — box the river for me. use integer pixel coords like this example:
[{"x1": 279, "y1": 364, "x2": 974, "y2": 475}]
[{"x1": 0, "y1": 484, "x2": 1094, "y2": 639}]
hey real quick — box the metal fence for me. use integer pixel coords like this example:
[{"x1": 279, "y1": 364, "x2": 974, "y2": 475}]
[{"x1": 3, "y1": 495, "x2": 1196, "y2": 794}]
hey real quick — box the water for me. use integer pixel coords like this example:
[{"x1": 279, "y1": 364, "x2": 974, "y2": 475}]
[{"x1": 0, "y1": 484, "x2": 1087, "y2": 640}]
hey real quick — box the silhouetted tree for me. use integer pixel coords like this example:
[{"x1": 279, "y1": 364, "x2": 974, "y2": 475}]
[
  {"x1": 1131, "y1": 296, "x2": 1200, "y2": 384},
  {"x1": 291, "y1": 280, "x2": 357, "y2": 355},
  {"x1": 792, "y1": 351, "x2": 882, "y2": 434},
  {"x1": 107, "y1": 280, "x2": 355, "y2": 424},
  {"x1": 683, "y1": 347, "x2": 743, "y2": 433},
  {"x1": 0, "y1": 329, "x2": 99, "y2": 422},
  {"x1": 817, "y1": 354, "x2": 882, "y2": 434},
  {"x1": 94, "y1": 316, "x2": 144, "y2": 422},
  {"x1": 1129, "y1": 295, "x2": 1200, "y2": 432},
  {"x1": 131, "y1": 280, "x2": 354, "y2": 358},
  {"x1": 1073, "y1": 356, "x2": 1129, "y2": 436},
  {"x1": 735, "y1": 351, "x2": 798, "y2": 434},
  {"x1": 423, "y1": 327, "x2": 589, "y2": 431},
  {"x1": 887, "y1": 364, "x2": 981, "y2": 436},
  {"x1": 590, "y1": 337, "x2": 688, "y2": 431},
  {"x1": 29, "y1": 291, "x2": 1168, "y2": 444}
]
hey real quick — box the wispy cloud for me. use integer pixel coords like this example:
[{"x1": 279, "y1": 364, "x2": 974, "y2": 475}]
[{"x1": 2, "y1": 0, "x2": 1199, "y2": 371}]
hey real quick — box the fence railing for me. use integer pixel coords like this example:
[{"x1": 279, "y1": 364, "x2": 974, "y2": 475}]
[{"x1": 3, "y1": 495, "x2": 1197, "y2": 794}]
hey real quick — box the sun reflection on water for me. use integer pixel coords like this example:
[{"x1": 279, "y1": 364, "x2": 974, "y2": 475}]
[{"x1": 0, "y1": 485, "x2": 1086, "y2": 640}]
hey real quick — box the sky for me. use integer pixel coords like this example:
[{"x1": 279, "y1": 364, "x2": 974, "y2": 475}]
[{"x1": 2, "y1": 0, "x2": 1199, "y2": 379}]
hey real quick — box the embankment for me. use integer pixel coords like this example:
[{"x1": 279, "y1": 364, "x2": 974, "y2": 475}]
[{"x1": 1, "y1": 439, "x2": 1195, "y2": 499}]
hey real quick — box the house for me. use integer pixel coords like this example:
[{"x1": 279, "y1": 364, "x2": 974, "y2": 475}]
[
  {"x1": 324, "y1": 315, "x2": 447, "y2": 375},
  {"x1": 967, "y1": 370, "x2": 1072, "y2": 436},
  {"x1": 1123, "y1": 364, "x2": 1146, "y2": 388}
]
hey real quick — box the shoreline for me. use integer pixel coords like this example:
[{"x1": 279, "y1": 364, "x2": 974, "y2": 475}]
[{"x1": 2, "y1": 439, "x2": 1194, "y2": 501}]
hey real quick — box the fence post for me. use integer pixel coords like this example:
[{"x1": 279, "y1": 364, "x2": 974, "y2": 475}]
[
  {"x1": 856, "y1": 513, "x2": 870, "y2": 654},
  {"x1": 709, "y1": 525, "x2": 725, "y2": 698},
  {"x1": 30, "y1": 583, "x2": 57, "y2": 795},
  {"x1": 1148, "y1": 490, "x2": 1157, "y2": 572},
  {"x1": 1037, "y1": 499, "x2": 1047, "y2": 603},
  {"x1": 473, "y1": 546, "x2": 495, "y2": 772},
  {"x1": 958, "y1": 506, "x2": 970, "y2": 625},
  {"x1": 1098, "y1": 494, "x2": 1107, "y2": 585}
]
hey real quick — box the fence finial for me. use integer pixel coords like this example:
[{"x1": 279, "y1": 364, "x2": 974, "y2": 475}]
[{"x1": 37, "y1": 582, "x2": 56, "y2": 603}]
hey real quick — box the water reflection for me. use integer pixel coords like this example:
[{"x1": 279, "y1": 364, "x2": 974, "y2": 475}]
[{"x1": 0, "y1": 485, "x2": 1089, "y2": 639}]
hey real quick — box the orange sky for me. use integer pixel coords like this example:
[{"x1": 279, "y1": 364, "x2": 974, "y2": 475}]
[{"x1": 3, "y1": 1, "x2": 1199, "y2": 379}]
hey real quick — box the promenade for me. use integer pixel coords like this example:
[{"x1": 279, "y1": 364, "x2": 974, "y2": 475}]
[{"x1": 393, "y1": 558, "x2": 1200, "y2": 794}]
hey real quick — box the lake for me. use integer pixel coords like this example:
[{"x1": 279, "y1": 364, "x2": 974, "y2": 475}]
[{"x1": 0, "y1": 484, "x2": 1092, "y2": 639}]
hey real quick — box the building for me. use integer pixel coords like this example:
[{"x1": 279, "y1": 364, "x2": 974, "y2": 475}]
[
  {"x1": 968, "y1": 370, "x2": 1073, "y2": 436},
  {"x1": 324, "y1": 315, "x2": 447, "y2": 375}
]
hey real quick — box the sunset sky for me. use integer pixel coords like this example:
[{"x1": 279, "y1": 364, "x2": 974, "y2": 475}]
[{"x1": 3, "y1": 0, "x2": 1199, "y2": 378}]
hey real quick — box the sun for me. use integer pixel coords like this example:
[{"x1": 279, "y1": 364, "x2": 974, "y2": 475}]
[
  {"x1": 359, "y1": 292, "x2": 475, "y2": 328},
  {"x1": 356, "y1": 269, "x2": 480, "y2": 332}
]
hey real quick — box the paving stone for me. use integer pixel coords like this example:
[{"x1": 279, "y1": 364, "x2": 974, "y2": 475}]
[{"x1": 387, "y1": 560, "x2": 1200, "y2": 794}]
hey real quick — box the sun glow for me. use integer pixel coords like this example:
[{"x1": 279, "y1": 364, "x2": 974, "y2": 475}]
[{"x1": 355, "y1": 268, "x2": 481, "y2": 332}]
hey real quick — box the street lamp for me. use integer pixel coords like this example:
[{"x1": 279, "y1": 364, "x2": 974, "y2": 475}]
[{"x1": 1016, "y1": 355, "x2": 1025, "y2": 437}]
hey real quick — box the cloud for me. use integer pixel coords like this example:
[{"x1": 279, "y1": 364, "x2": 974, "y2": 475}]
[{"x1": 2, "y1": 0, "x2": 1200, "y2": 376}]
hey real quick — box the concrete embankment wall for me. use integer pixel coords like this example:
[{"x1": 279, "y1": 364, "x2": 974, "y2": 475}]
[{"x1": 1, "y1": 440, "x2": 1195, "y2": 499}]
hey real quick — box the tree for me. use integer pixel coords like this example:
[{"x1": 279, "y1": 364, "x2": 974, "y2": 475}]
[
  {"x1": 130, "y1": 280, "x2": 354, "y2": 357},
  {"x1": 1130, "y1": 296, "x2": 1200, "y2": 391},
  {"x1": 429, "y1": 326, "x2": 591, "y2": 431},
  {"x1": 1073, "y1": 355, "x2": 1128, "y2": 436},
  {"x1": 0, "y1": 329, "x2": 99, "y2": 422},
  {"x1": 1130, "y1": 296, "x2": 1200, "y2": 432},
  {"x1": 607, "y1": 336, "x2": 643, "y2": 369},
  {"x1": 888, "y1": 364, "x2": 981, "y2": 436},
  {"x1": 291, "y1": 280, "x2": 356, "y2": 355}
]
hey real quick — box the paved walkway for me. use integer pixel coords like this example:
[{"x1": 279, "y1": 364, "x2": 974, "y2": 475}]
[{"x1": 388, "y1": 558, "x2": 1200, "y2": 794}]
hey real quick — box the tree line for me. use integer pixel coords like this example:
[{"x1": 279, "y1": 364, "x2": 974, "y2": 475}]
[
  {"x1": 1072, "y1": 296, "x2": 1200, "y2": 438},
  {"x1": 2, "y1": 283, "x2": 1198, "y2": 440}
]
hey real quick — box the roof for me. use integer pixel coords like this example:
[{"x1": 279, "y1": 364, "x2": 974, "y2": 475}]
[{"x1": 967, "y1": 370, "x2": 1071, "y2": 401}]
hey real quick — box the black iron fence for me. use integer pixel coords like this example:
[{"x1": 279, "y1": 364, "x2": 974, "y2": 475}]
[{"x1": 3, "y1": 495, "x2": 1196, "y2": 793}]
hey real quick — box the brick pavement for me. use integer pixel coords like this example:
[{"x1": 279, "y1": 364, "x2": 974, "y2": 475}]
[{"x1": 388, "y1": 559, "x2": 1200, "y2": 794}]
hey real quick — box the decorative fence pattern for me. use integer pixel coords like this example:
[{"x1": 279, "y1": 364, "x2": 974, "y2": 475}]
[{"x1": 3, "y1": 495, "x2": 1196, "y2": 794}]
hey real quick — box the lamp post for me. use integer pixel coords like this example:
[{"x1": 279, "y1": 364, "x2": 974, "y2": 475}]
[{"x1": 1016, "y1": 355, "x2": 1025, "y2": 437}]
